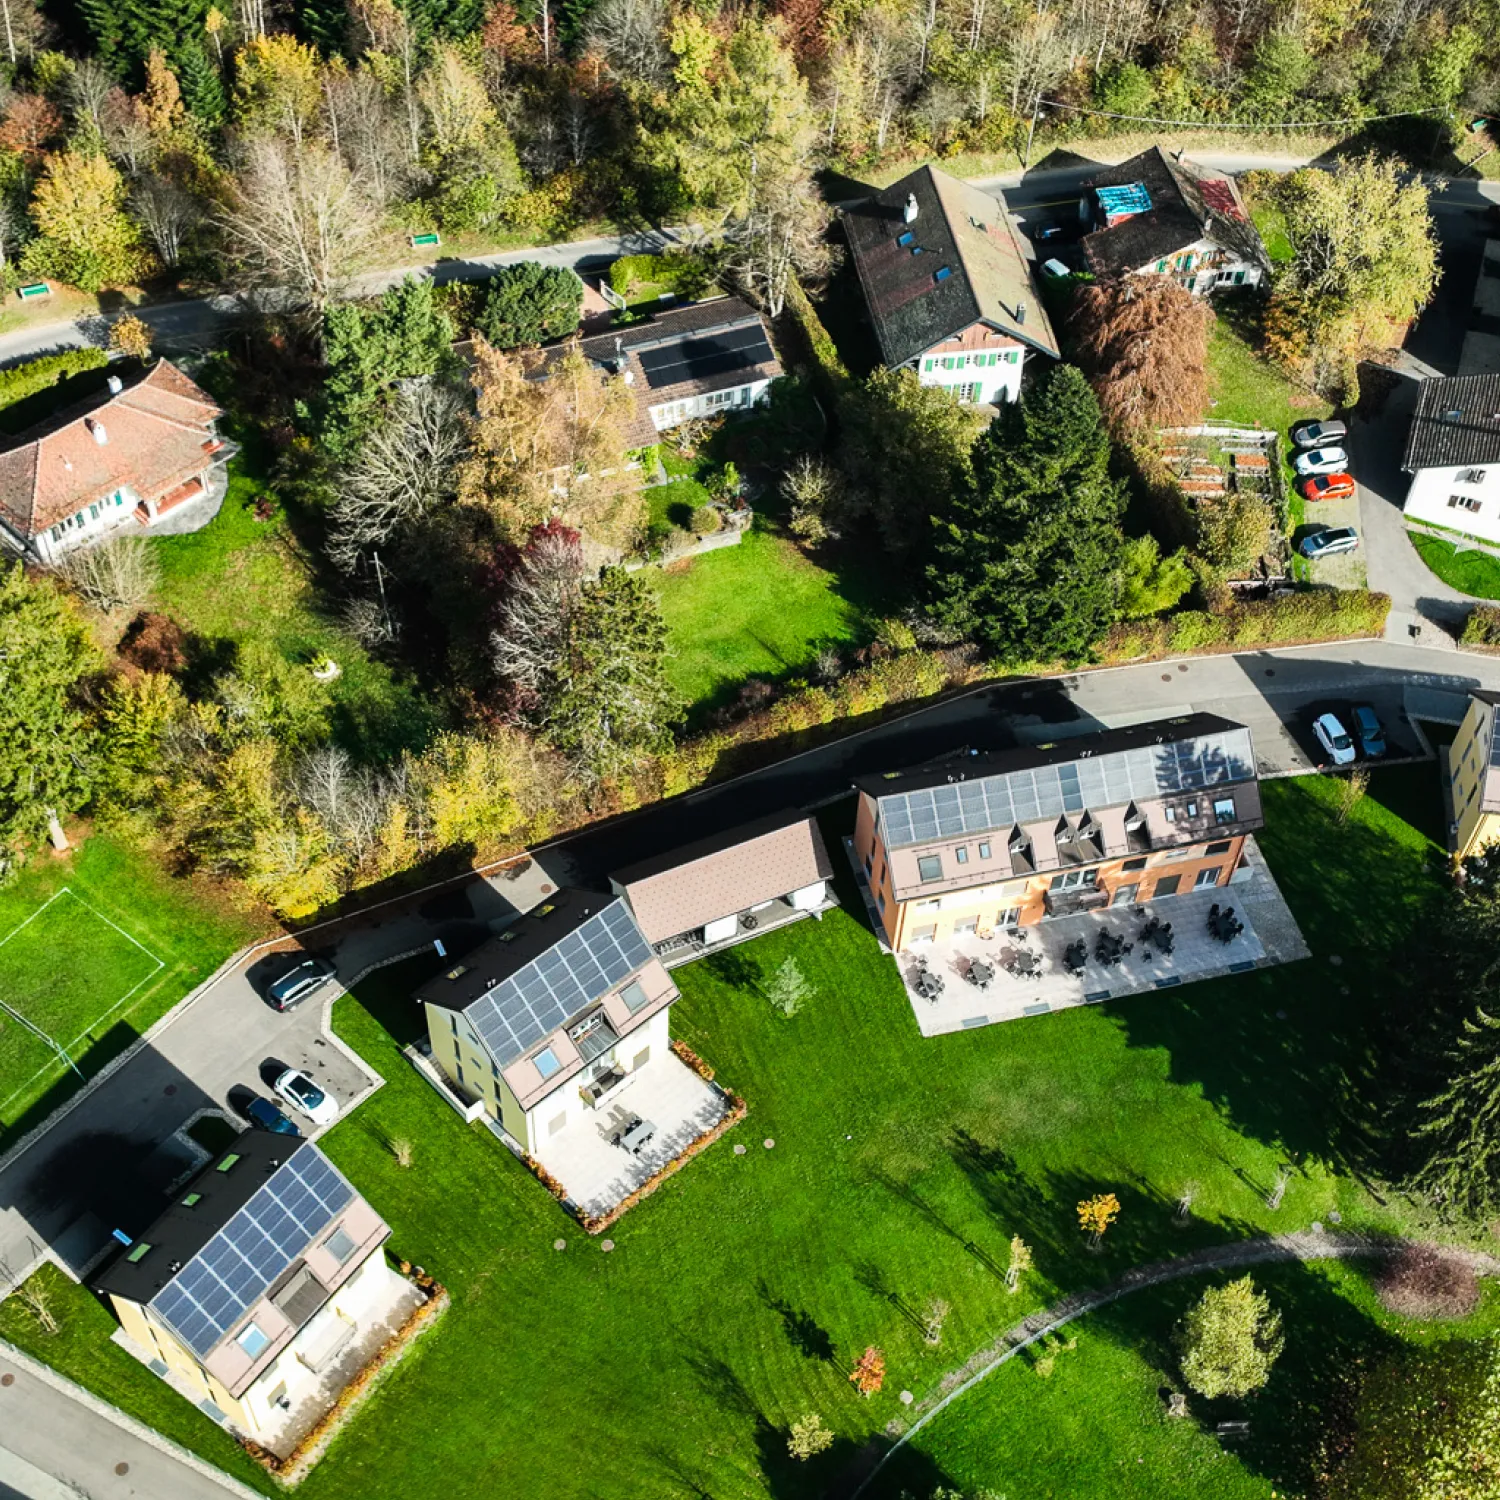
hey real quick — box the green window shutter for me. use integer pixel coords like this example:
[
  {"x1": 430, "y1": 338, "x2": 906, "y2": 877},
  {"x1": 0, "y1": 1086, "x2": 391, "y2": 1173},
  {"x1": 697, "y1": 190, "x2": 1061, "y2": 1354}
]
[{"x1": 1156, "y1": 259, "x2": 1168, "y2": 272}]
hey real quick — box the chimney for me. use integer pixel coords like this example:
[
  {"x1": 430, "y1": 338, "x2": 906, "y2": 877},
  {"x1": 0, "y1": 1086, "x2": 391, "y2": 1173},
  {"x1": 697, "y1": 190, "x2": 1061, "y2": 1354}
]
[
  {"x1": 106, "y1": 374, "x2": 123, "y2": 395},
  {"x1": 87, "y1": 418, "x2": 108, "y2": 446},
  {"x1": 1202, "y1": 216, "x2": 1212, "y2": 238},
  {"x1": 903, "y1": 192, "x2": 919, "y2": 225},
  {"x1": 1015, "y1": 300, "x2": 1026, "y2": 326}
]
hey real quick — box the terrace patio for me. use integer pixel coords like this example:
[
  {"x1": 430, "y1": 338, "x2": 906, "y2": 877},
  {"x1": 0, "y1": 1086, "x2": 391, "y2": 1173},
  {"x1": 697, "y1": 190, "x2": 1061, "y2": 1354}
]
[
  {"x1": 889, "y1": 838, "x2": 1310, "y2": 1036},
  {"x1": 531, "y1": 1052, "x2": 730, "y2": 1220}
]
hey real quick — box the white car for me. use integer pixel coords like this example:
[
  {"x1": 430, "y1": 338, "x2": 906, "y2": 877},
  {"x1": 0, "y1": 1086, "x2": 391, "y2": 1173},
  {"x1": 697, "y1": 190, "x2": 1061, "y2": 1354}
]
[
  {"x1": 1313, "y1": 712, "x2": 1357, "y2": 767},
  {"x1": 1042, "y1": 258, "x2": 1071, "y2": 279},
  {"x1": 1293, "y1": 446, "x2": 1349, "y2": 477},
  {"x1": 273, "y1": 1068, "x2": 339, "y2": 1127}
]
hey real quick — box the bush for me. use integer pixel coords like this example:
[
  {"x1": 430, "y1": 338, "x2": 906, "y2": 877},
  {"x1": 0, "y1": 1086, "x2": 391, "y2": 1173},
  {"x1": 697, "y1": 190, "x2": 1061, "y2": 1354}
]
[
  {"x1": 1177, "y1": 1275, "x2": 1284, "y2": 1399},
  {"x1": 1462, "y1": 602, "x2": 1500, "y2": 651},
  {"x1": 1374, "y1": 1244, "x2": 1481, "y2": 1320},
  {"x1": 0, "y1": 348, "x2": 109, "y2": 410},
  {"x1": 476, "y1": 262, "x2": 584, "y2": 348},
  {"x1": 607, "y1": 251, "x2": 712, "y2": 302},
  {"x1": 57, "y1": 536, "x2": 159, "y2": 614},
  {"x1": 689, "y1": 505, "x2": 719, "y2": 536}
]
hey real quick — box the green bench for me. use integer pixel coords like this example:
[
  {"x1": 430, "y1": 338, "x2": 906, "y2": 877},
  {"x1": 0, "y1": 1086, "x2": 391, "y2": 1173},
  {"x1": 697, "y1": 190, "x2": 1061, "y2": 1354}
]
[
  {"x1": 410, "y1": 232, "x2": 441, "y2": 249},
  {"x1": 17, "y1": 282, "x2": 50, "y2": 301}
]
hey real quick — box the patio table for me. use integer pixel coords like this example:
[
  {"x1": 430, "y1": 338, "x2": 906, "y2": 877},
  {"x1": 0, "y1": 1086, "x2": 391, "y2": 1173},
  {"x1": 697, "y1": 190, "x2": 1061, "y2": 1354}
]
[{"x1": 620, "y1": 1118, "x2": 656, "y2": 1155}]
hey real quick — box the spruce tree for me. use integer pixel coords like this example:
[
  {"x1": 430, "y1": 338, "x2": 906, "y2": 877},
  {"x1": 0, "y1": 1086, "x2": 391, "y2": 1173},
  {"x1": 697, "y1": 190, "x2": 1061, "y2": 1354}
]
[
  {"x1": 176, "y1": 41, "x2": 226, "y2": 126},
  {"x1": 925, "y1": 364, "x2": 1125, "y2": 666}
]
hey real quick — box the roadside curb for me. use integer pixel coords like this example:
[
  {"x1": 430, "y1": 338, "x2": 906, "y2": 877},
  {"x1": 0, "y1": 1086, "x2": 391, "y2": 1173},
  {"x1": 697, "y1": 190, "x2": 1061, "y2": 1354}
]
[{"x1": 0, "y1": 1338, "x2": 266, "y2": 1500}]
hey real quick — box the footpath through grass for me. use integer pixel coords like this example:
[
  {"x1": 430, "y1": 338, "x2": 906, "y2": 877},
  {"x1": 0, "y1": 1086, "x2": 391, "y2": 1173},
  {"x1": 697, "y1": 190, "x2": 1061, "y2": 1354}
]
[
  {"x1": 0, "y1": 768, "x2": 1454, "y2": 1500},
  {"x1": 0, "y1": 835, "x2": 259, "y2": 1143},
  {"x1": 1409, "y1": 529, "x2": 1500, "y2": 600}
]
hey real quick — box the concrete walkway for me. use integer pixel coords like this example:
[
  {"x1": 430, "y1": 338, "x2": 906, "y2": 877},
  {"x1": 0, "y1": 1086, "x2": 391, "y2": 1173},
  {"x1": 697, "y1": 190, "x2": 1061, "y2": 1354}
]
[
  {"x1": 0, "y1": 1346, "x2": 258, "y2": 1500},
  {"x1": 850, "y1": 1230, "x2": 1500, "y2": 1498}
]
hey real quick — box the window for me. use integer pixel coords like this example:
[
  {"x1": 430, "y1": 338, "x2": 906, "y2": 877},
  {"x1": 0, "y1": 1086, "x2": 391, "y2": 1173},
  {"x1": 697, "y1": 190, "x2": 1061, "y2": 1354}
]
[
  {"x1": 955, "y1": 846, "x2": 969, "y2": 865},
  {"x1": 236, "y1": 1323, "x2": 270, "y2": 1359},
  {"x1": 548, "y1": 1112, "x2": 567, "y2": 1137},
  {"x1": 182, "y1": 1192, "x2": 202, "y2": 1208},
  {"x1": 864, "y1": 852, "x2": 873, "y2": 874},
  {"x1": 942, "y1": 357, "x2": 954, "y2": 370},
  {"x1": 914, "y1": 898, "x2": 940, "y2": 913},
  {"x1": 1206, "y1": 839, "x2": 1232, "y2": 856},
  {"x1": 1152, "y1": 875, "x2": 1182, "y2": 898},
  {"x1": 995, "y1": 907, "x2": 1020, "y2": 929},
  {"x1": 633, "y1": 1047, "x2": 650, "y2": 1070},
  {"x1": 978, "y1": 841, "x2": 991, "y2": 859},
  {"x1": 1449, "y1": 494, "x2": 1482, "y2": 513},
  {"x1": 1213, "y1": 797, "x2": 1237, "y2": 824},
  {"x1": 954, "y1": 917, "x2": 978, "y2": 936},
  {"x1": 1195, "y1": 866, "x2": 1223, "y2": 889},
  {"x1": 917, "y1": 854, "x2": 943, "y2": 882},
  {"x1": 959, "y1": 382, "x2": 981, "y2": 402},
  {"x1": 216, "y1": 1153, "x2": 241, "y2": 1173},
  {"x1": 449, "y1": 1013, "x2": 458, "y2": 1033},
  {"x1": 1122, "y1": 856, "x2": 1148, "y2": 872},
  {"x1": 923, "y1": 359, "x2": 934, "y2": 372},
  {"x1": 1112, "y1": 884, "x2": 1138, "y2": 906},
  {"x1": 1007, "y1": 350, "x2": 1019, "y2": 364},
  {"x1": 619, "y1": 979, "x2": 650, "y2": 1013},
  {"x1": 933, "y1": 266, "x2": 952, "y2": 283},
  {"x1": 1155, "y1": 259, "x2": 1169, "y2": 273},
  {"x1": 324, "y1": 1225, "x2": 358, "y2": 1263},
  {"x1": 1049, "y1": 869, "x2": 1096, "y2": 890},
  {"x1": 455, "y1": 1062, "x2": 464, "y2": 1084},
  {"x1": 897, "y1": 231, "x2": 914, "y2": 247},
  {"x1": 876, "y1": 891, "x2": 886, "y2": 913},
  {"x1": 1461, "y1": 468, "x2": 1488, "y2": 483},
  {"x1": 910, "y1": 924, "x2": 938, "y2": 945},
  {"x1": 1185, "y1": 801, "x2": 1198, "y2": 818},
  {"x1": 1163, "y1": 805, "x2": 1177, "y2": 824},
  {"x1": 126, "y1": 1241, "x2": 152, "y2": 1263},
  {"x1": 533, "y1": 1046, "x2": 561, "y2": 1080}
]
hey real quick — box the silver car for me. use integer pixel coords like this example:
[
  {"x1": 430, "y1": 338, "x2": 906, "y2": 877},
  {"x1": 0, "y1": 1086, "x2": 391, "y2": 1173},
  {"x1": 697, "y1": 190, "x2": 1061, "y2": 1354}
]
[
  {"x1": 1291, "y1": 419, "x2": 1348, "y2": 448},
  {"x1": 1293, "y1": 446, "x2": 1350, "y2": 477}
]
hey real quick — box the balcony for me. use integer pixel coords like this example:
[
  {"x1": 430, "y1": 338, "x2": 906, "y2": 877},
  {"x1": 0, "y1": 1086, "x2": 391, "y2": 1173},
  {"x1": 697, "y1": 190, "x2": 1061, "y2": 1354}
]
[{"x1": 1044, "y1": 884, "x2": 1109, "y2": 917}]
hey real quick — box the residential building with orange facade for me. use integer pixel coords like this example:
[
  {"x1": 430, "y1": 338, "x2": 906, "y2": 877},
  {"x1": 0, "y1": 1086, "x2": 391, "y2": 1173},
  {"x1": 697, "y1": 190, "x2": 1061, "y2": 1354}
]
[{"x1": 852, "y1": 715, "x2": 1264, "y2": 952}]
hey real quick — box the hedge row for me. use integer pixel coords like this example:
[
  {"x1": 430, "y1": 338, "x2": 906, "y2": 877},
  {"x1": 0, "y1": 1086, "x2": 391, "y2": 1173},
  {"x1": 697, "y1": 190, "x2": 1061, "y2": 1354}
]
[
  {"x1": 0, "y1": 347, "x2": 109, "y2": 410},
  {"x1": 781, "y1": 276, "x2": 851, "y2": 414}
]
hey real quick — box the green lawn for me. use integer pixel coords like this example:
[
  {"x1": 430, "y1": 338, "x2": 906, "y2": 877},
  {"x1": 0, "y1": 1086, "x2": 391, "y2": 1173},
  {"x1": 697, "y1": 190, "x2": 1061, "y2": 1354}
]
[
  {"x1": 649, "y1": 524, "x2": 871, "y2": 710},
  {"x1": 150, "y1": 456, "x2": 440, "y2": 762},
  {"x1": 0, "y1": 835, "x2": 259, "y2": 1143},
  {"x1": 1409, "y1": 530, "x2": 1500, "y2": 599},
  {"x1": 0, "y1": 768, "x2": 1457, "y2": 1500}
]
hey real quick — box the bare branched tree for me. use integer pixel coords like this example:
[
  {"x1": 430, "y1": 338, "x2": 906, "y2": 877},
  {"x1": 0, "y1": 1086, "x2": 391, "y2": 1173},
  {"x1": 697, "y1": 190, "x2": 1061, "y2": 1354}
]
[
  {"x1": 327, "y1": 383, "x2": 472, "y2": 571},
  {"x1": 491, "y1": 526, "x2": 587, "y2": 697},
  {"x1": 218, "y1": 138, "x2": 378, "y2": 319},
  {"x1": 0, "y1": 1257, "x2": 59, "y2": 1333},
  {"x1": 724, "y1": 160, "x2": 835, "y2": 316},
  {"x1": 131, "y1": 176, "x2": 201, "y2": 268},
  {"x1": 100, "y1": 88, "x2": 154, "y2": 176},
  {"x1": 0, "y1": 0, "x2": 46, "y2": 68},
  {"x1": 63, "y1": 56, "x2": 114, "y2": 134},
  {"x1": 323, "y1": 69, "x2": 418, "y2": 206},
  {"x1": 586, "y1": 0, "x2": 670, "y2": 83},
  {"x1": 56, "y1": 537, "x2": 160, "y2": 614}
]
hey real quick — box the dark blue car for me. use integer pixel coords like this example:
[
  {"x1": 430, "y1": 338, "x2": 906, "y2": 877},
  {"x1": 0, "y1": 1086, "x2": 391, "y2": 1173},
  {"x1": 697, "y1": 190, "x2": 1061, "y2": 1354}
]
[
  {"x1": 245, "y1": 1096, "x2": 302, "y2": 1136},
  {"x1": 1352, "y1": 704, "x2": 1387, "y2": 758}
]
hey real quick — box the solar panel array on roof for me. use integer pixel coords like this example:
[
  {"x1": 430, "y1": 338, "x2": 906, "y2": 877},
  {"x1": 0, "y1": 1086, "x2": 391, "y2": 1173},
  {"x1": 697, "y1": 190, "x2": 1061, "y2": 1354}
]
[
  {"x1": 876, "y1": 729, "x2": 1254, "y2": 848},
  {"x1": 467, "y1": 899, "x2": 652, "y2": 1066},
  {"x1": 635, "y1": 322, "x2": 774, "y2": 391},
  {"x1": 150, "y1": 1147, "x2": 352, "y2": 1358}
]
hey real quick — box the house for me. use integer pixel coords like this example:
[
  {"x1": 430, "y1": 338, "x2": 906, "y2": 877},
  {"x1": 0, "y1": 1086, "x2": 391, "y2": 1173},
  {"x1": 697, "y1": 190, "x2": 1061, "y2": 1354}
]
[
  {"x1": 1081, "y1": 148, "x2": 1270, "y2": 294},
  {"x1": 611, "y1": 811, "x2": 837, "y2": 966},
  {"x1": 842, "y1": 164, "x2": 1058, "y2": 407},
  {"x1": 1445, "y1": 690, "x2": 1500, "y2": 858},
  {"x1": 852, "y1": 714, "x2": 1263, "y2": 952},
  {"x1": 93, "y1": 1131, "x2": 418, "y2": 1454},
  {"x1": 0, "y1": 359, "x2": 234, "y2": 563},
  {"x1": 415, "y1": 889, "x2": 683, "y2": 1155},
  {"x1": 1400, "y1": 373, "x2": 1500, "y2": 544},
  {"x1": 562, "y1": 296, "x2": 783, "y2": 446}
]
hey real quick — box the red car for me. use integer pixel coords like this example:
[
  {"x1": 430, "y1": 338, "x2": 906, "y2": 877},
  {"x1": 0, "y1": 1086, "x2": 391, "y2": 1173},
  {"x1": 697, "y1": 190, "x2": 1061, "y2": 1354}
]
[{"x1": 1300, "y1": 471, "x2": 1355, "y2": 502}]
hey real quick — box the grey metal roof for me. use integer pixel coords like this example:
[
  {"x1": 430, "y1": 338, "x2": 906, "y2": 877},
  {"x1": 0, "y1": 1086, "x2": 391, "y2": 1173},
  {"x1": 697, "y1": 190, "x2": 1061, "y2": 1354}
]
[
  {"x1": 464, "y1": 897, "x2": 653, "y2": 1067},
  {"x1": 149, "y1": 1145, "x2": 353, "y2": 1359},
  {"x1": 1401, "y1": 374, "x2": 1500, "y2": 471},
  {"x1": 874, "y1": 727, "x2": 1255, "y2": 848}
]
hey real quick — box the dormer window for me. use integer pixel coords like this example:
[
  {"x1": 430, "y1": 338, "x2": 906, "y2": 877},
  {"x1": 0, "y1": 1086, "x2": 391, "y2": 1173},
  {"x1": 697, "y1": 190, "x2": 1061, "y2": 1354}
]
[{"x1": 1124, "y1": 802, "x2": 1146, "y2": 832}]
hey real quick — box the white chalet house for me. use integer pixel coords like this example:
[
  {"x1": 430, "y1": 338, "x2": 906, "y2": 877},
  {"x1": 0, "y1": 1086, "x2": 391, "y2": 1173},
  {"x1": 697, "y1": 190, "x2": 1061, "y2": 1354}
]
[
  {"x1": 1401, "y1": 373, "x2": 1500, "y2": 545},
  {"x1": 1081, "y1": 148, "x2": 1271, "y2": 295},
  {"x1": 842, "y1": 164, "x2": 1059, "y2": 407}
]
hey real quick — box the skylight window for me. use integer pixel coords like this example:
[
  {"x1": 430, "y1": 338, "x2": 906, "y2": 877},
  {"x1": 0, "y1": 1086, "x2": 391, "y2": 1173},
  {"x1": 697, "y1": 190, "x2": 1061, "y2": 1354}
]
[
  {"x1": 533, "y1": 1046, "x2": 562, "y2": 1079},
  {"x1": 216, "y1": 1153, "x2": 241, "y2": 1173},
  {"x1": 126, "y1": 1241, "x2": 152, "y2": 1263},
  {"x1": 182, "y1": 1192, "x2": 202, "y2": 1208},
  {"x1": 933, "y1": 266, "x2": 952, "y2": 283},
  {"x1": 896, "y1": 231, "x2": 914, "y2": 247}
]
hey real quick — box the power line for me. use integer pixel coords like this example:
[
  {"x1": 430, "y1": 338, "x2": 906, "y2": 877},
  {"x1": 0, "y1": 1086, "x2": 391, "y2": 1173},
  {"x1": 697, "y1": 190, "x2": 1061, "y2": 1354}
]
[{"x1": 1037, "y1": 98, "x2": 1449, "y2": 132}]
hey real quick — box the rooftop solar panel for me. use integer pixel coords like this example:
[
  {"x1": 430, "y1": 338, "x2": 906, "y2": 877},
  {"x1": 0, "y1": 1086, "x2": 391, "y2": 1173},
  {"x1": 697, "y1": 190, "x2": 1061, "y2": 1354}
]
[
  {"x1": 465, "y1": 897, "x2": 653, "y2": 1067},
  {"x1": 150, "y1": 1146, "x2": 353, "y2": 1358},
  {"x1": 875, "y1": 729, "x2": 1254, "y2": 848},
  {"x1": 635, "y1": 321, "x2": 774, "y2": 391}
]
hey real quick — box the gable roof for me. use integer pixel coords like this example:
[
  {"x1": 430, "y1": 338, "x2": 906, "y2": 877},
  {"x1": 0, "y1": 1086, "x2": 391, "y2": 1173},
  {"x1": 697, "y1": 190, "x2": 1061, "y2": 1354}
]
[
  {"x1": 1081, "y1": 148, "x2": 1270, "y2": 280},
  {"x1": 843, "y1": 164, "x2": 1059, "y2": 368},
  {"x1": 413, "y1": 890, "x2": 656, "y2": 1066},
  {"x1": 612, "y1": 811, "x2": 836, "y2": 944},
  {"x1": 1402, "y1": 373, "x2": 1500, "y2": 471},
  {"x1": 0, "y1": 359, "x2": 223, "y2": 543},
  {"x1": 94, "y1": 1133, "x2": 355, "y2": 1358},
  {"x1": 857, "y1": 714, "x2": 1257, "y2": 849}
]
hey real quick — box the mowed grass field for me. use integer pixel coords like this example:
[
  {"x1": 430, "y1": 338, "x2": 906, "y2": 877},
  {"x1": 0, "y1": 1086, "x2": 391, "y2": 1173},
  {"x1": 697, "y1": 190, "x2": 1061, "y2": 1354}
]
[
  {"x1": 1, "y1": 768, "x2": 1468, "y2": 1500},
  {"x1": 0, "y1": 836, "x2": 260, "y2": 1140}
]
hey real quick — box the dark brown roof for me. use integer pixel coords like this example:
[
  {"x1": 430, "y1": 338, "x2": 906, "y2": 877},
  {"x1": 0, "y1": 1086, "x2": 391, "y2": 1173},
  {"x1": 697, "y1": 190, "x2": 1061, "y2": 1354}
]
[
  {"x1": 0, "y1": 360, "x2": 222, "y2": 542},
  {"x1": 1081, "y1": 148, "x2": 1270, "y2": 280},
  {"x1": 1402, "y1": 374, "x2": 1500, "y2": 471},
  {"x1": 843, "y1": 164, "x2": 1058, "y2": 368}
]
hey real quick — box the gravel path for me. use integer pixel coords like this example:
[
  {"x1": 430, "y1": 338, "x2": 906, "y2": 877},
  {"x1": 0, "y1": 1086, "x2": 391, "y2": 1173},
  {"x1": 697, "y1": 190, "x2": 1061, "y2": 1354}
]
[{"x1": 847, "y1": 1229, "x2": 1500, "y2": 1499}]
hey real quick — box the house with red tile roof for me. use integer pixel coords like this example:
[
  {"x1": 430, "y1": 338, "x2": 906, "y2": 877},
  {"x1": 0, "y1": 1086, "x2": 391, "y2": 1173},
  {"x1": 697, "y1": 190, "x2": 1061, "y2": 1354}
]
[{"x1": 0, "y1": 359, "x2": 234, "y2": 563}]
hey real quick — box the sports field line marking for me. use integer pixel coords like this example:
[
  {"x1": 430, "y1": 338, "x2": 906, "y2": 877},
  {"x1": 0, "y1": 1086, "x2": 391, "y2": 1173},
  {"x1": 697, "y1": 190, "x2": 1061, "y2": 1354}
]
[{"x1": 0, "y1": 888, "x2": 168, "y2": 1121}]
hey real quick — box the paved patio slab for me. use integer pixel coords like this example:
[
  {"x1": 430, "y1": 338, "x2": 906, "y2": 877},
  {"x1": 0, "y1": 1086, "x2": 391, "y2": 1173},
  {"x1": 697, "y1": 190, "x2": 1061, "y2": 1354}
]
[
  {"x1": 533, "y1": 1053, "x2": 728, "y2": 1220},
  {"x1": 887, "y1": 837, "x2": 1309, "y2": 1036}
]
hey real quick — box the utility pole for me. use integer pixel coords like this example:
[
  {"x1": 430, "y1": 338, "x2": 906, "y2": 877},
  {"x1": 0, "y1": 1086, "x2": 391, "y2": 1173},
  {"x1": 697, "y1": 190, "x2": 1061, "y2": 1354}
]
[{"x1": 1023, "y1": 94, "x2": 1046, "y2": 171}]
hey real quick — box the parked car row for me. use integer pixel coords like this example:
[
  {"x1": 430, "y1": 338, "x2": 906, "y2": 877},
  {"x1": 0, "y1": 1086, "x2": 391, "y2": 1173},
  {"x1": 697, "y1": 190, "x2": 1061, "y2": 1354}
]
[
  {"x1": 1312, "y1": 705, "x2": 1387, "y2": 767},
  {"x1": 1290, "y1": 419, "x2": 1355, "y2": 503}
]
